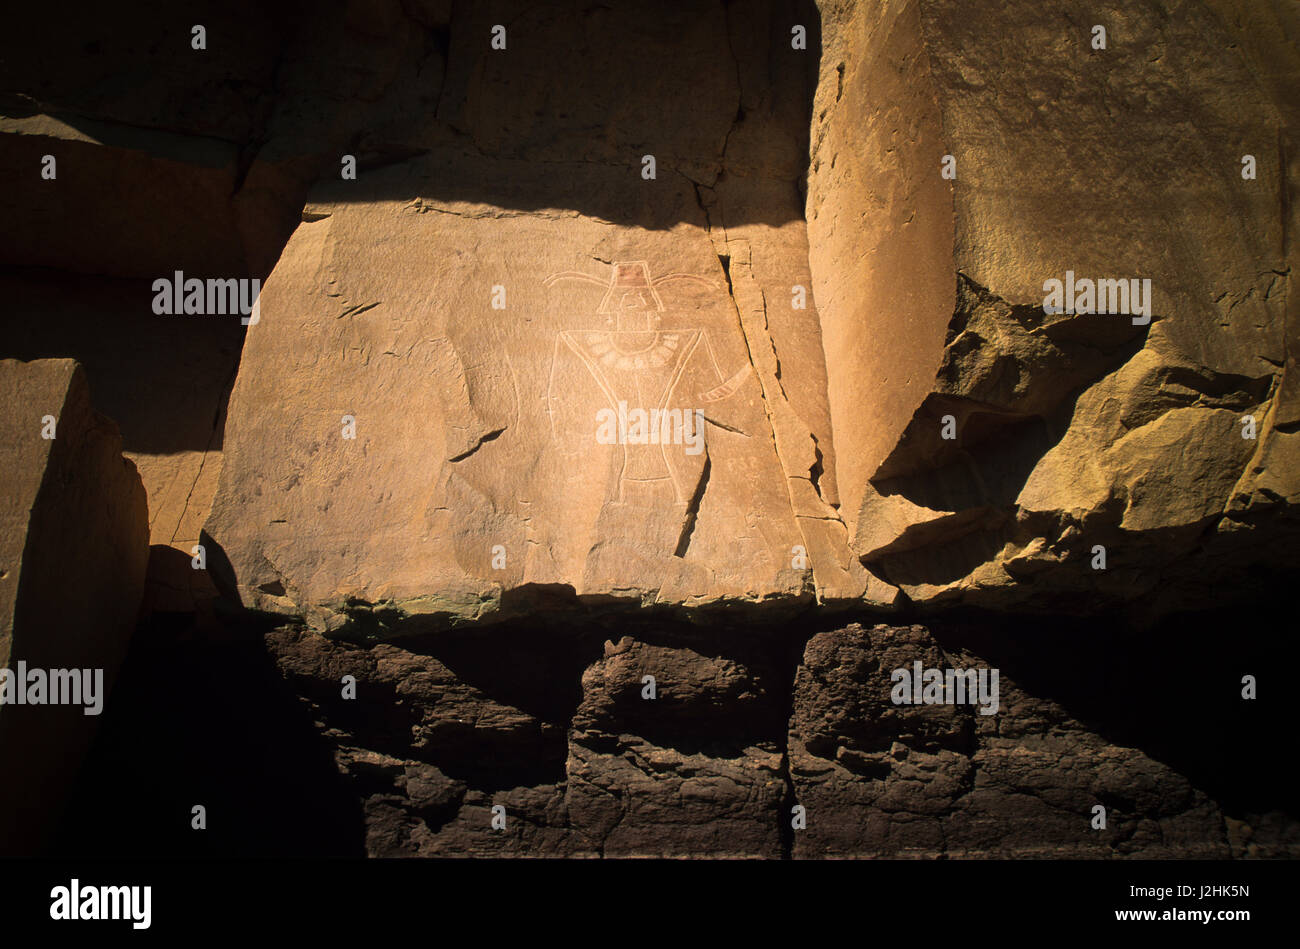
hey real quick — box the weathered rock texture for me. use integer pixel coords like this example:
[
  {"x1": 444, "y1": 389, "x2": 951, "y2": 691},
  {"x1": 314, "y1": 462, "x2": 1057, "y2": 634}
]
[
  {"x1": 184, "y1": 0, "x2": 1300, "y2": 629},
  {"x1": 203, "y1": 0, "x2": 884, "y2": 633},
  {"x1": 789, "y1": 624, "x2": 1227, "y2": 858},
  {"x1": 566, "y1": 633, "x2": 789, "y2": 856},
  {"x1": 2, "y1": 0, "x2": 1297, "y2": 861},
  {"x1": 7, "y1": 0, "x2": 1293, "y2": 629},
  {"x1": 267, "y1": 624, "x2": 584, "y2": 856},
  {"x1": 0, "y1": 358, "x2": 149, "y2": 853},
  {"x1": 245, "y1": 616, "x2": 1289, "y2": 858},
  {"x1": 265, "y1": 621, "x2": 794, "y2": 857},
  {"x1": 810, "y1": 0, "x2": 1300, "y2": 615}
]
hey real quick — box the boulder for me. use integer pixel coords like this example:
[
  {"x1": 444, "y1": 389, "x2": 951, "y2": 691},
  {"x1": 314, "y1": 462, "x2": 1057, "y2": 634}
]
[
  {"x1": 267, "y1": 624, "x2": 584, "y2": 856},
  {"x1": 788, "y1": 624, "x2": 1231, "y2": 858},
  {"x1": 0, "y1": 358, "x2": 149, "y2": 853},
  {"x1": 565, "y1": 634, "x2": 787, "y2": 857}
]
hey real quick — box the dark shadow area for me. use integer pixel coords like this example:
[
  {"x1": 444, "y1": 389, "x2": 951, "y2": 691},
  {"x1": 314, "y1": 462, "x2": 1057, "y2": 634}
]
[
  {"x1": 412, "y1": 622, "x2": 600, "y2": 729},
  {"x1": 1, "y1": 1, "x2": 289, "y2": 144},
  {"x1": 871, "y1": 274, "x2": 1151, "y2": 484},
  {"x1": 46, "y1": 611, "x2": 366, "y2": 857},
  {"x1": 261, "y1": 613, "x2": 602, "y2": 794},
  {"x1": 8, "y1": 0, "x2": 822, "y2": 243},
  {"x1": 41, "y1": 580, "x2": 1300, "y2": 857},
  {"x1": 922, "y1": 587, "x2": 1300, "y2": 825},
  {"x1": 141, "y1": 544, "x2": 223, "y2": 615},
  {"x1": 0, "y1": 266, "x2": 243, "y2": 454},
  {"x1": 309, "y1": 669, "x2": 574, "y2": 795},
  {"x1": 867, "y1": 406, "x2": 1067, "y2": 590}
]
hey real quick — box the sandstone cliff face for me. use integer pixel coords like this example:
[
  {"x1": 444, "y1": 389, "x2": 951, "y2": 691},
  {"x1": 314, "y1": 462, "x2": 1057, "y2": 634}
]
[
  {"x1": 178, "y1": 0, "x2": 1300, "y2": 629},
  {"x1": 0, "y1": 359, "x2": 149, "y2": 853},
  {"x1": 810, "y1": 0, "x2": 1300, "y2": 615},
  {"x1": 202, "y1": 0, "x2": 885, "y2": 633},
  {"x1": 9, "y1": 0, "x2": 1293, "y2": 629},
  {"x1": 2, "y1": 0, "x2": 1296, "y2": 859}
]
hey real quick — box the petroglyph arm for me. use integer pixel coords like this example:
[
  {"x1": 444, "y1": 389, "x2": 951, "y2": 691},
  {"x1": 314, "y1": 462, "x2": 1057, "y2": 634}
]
[
  {"x1": 697, "y1": 330, "x2": 753, "y2": 402},
  {"x1": 651, "y1": 272, "x2": 717, "y2": 290},
  {"x1": 542, "y1": 271, "x2": 608, "y2": 288}
]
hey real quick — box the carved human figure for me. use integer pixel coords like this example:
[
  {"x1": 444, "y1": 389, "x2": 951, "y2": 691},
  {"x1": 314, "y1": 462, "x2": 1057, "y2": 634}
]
[{"x1": 544, "y1": 261, "x2": 751, "y2": 510}]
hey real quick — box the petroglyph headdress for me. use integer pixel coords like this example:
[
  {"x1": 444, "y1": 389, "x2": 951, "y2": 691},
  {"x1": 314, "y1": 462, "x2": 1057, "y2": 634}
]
[{"x1": 542, "y1": 261, "x2": 714, "y2": 313}]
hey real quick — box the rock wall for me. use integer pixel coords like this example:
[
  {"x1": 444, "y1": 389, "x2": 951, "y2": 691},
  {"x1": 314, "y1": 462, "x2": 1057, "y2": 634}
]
[
  {"x1": 0, "y1": 0, "x2": 1295, "y2": 859},
  {"x1": 806, "y1": 0, "x2": 956, "y2": 537},
  {"x1": 202, "y1": 0, "x2": 886, "y2": 632},
  {"x1": 243, "y1": 616, "x2": 1284, "y2": 857},
  {"x1": 0, "y1": 359, "x2": 149, "y2": 853},
  {"x1": 810, "y1": 0, "x2": 1300, "y2": 616}
]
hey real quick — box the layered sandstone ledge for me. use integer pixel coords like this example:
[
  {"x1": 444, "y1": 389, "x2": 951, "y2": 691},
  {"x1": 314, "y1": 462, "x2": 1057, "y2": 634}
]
[{"x1": 252, "y1": 617, "x2": 1285, "y2": 858}]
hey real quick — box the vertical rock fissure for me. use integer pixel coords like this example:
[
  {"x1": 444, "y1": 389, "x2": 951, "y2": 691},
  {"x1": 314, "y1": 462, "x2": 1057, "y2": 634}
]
[
  {"x1": 672, "y1": 453, "x2": 711, "y2": 558},
  {"x1": 775, "y1": 628, "x2": 809, "y2": 860},
  {"x1": 713, "y1": 251, "x2": 812, "y2": 569}
]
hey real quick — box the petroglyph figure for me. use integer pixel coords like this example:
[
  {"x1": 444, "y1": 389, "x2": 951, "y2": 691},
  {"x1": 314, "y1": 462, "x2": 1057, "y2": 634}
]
[{"x1": 544, "y1": 261, "x2": 752, "y2": 505}]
